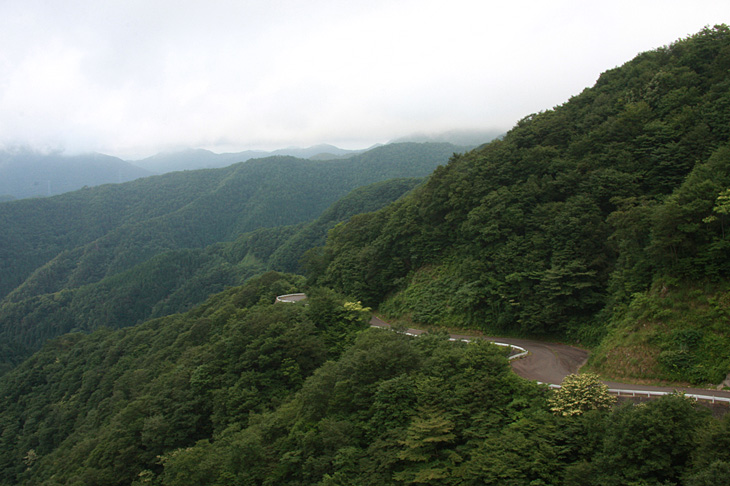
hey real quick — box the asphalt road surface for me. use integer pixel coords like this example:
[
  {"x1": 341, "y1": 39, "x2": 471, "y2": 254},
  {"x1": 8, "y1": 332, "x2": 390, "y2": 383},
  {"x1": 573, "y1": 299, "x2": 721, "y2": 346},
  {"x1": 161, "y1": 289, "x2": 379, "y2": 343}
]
[{"x1": 369, "y1": 316, "x2": 730, "y2": 401}]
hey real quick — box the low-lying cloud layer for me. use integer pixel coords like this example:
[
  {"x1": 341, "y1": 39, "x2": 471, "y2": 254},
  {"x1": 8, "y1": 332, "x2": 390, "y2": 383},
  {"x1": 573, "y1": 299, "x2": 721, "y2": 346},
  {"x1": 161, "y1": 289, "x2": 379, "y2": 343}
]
[{"x1": 0, "y1": 0, "x2": 726, "y2": 158}]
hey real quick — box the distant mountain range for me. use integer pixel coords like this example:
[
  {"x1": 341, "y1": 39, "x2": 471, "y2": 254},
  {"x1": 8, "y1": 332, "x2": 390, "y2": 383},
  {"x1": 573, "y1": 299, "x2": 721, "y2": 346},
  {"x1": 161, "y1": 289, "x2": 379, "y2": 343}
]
[
  {"x1": 390, "y1": 128, "x2": 504, "y2": 147},
  {"x1": 129, "y1": 144, "x2": 374, "y2": 173},
  {"x1": 0, "y1": 142, "x2": 462, "y2": 369},
  {"x1": 0, "y1": 146, "x2": 364, "y2": 200},
  {"x1": 0, "y1": 130, "x2": 501, "y2": 200},
  {"x1": 132, "y1": 131, "x2": 503, "y2": 174},
  {"x1": 0, "y1": 149, "x2": 152, "y2": 199}
]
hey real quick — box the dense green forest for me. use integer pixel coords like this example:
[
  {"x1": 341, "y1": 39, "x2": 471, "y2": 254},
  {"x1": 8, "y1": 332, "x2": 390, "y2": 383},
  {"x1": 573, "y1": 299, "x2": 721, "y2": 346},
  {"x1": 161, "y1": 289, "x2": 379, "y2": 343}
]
[
  {"x1": 0, "y1": 177, "x2": 421, "y2": 374},
  {"x1": 2, "y1": 25, "x2": 730, "y2": 486},
  {"x1": 308, "y1": 25, "x2": 730, "y2": 385},
  {"x1": 0, "y1": 273, "x2": 727, "y2": 485},
  {"x1": 0, "y1": 142, "x2": 455, "y2": 371},
  {"x1": 0, "y1": 142, "x2": 457, "y2": 302}
]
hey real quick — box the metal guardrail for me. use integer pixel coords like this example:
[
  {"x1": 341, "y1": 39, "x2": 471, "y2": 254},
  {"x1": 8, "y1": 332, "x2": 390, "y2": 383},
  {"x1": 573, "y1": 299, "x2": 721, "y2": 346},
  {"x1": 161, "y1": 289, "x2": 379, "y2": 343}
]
[
  {"x1": 277, "y1": 295, "x2": 529, "y2": 360},
  {"x1": 276, "y1": 293, "x2": 307, "y2": 303},
  {"x1": 384, "y1": 330, "x2": 528, "y2": 360},
  {"x1": 609, "y1": 388, "x2": 730, "y2": 404},
  {"x1": 544, "y1": 383, "x2": 730, "y2": 404},
  {"x1": 490, "y1": 341, "x2": 529, "y2": 360},
  {"x1": 445, "y1": 335, "x2": 528, "y2": 360},
  {"x1": 275, "y1": 295, "x2": 728, "y2": 403}
]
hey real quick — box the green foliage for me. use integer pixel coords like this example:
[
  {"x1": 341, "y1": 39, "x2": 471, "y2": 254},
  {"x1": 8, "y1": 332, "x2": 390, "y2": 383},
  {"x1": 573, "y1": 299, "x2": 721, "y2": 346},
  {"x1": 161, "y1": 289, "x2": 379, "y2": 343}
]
[
  {"x1": 269, "y1": 177, "x2": 423, "y2": 273},
  {"x1": 310, "y1": 26, "x2": 730, "y2": 380},
  {"x1": 0, "y1": 278, "x2": 727, "y2": 485},
  {"x1": 590, "y1": 281, "x2": 730, "y2": 384},
  {"x1": 0, "y1": 273, "x2": 374, "y2": 486},
  {"x1": 99, "y1": 327, "x2": 726, "y2": 486},
  {"x1": 379, "y1": 264, "x2": 467, "y2": 327},
  {"x1": 685, "y1": 412, "x2": 730, "y2": 485},
  {"x1": 585, "y1": 393, "x2": 710, "y2": 485},
  {"x1": 0, "y1": 143, "x2": 453, "y2": 304},
  {"x1": 0, "y1": 176, "x2": 424, "y2": 373},
  {"x1": 155, "y1": 332, "x2": 549, "y2": 486},
  {"x1": 303, "y1": 288, "x2": 371, "y2": 358},
  {"x1": 548, "y1": 373, "x2": 616, "y2": 416},
  {"x1": 4, "y1": 26, "x2": 730, "y2": 485}
]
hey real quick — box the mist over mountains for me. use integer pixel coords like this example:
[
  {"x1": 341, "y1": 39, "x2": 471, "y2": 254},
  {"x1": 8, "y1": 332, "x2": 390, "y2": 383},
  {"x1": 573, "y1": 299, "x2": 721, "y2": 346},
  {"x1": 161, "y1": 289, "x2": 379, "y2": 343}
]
[
  {"x1": 128, "y1": 130, "x2": 501, "y2": 174},
  {"x1": 0, "y1": 129, "x2": 495, "y2": 200},
  {"x1": 0, "y1": 145, "x2": 361, "y2": 200},
  {"x1": 0, "y1": 149, "x2": 152, "y2": 200},
  {"x1": 0, "y1": 25, "x2": 729, "y2": 486},
  {"x1": 130, "y1": 144, "x2": 370, "y2": 174},
  {"x1": 390, "y1": 128, "x2": 504, "y2": 147}
]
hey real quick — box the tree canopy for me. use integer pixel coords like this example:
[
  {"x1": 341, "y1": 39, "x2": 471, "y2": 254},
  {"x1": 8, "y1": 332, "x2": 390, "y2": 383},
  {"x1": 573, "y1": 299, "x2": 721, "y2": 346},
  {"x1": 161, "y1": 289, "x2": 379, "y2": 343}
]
[{"x1": 308, "y1": 25, "x2": 730, "y2": 385}]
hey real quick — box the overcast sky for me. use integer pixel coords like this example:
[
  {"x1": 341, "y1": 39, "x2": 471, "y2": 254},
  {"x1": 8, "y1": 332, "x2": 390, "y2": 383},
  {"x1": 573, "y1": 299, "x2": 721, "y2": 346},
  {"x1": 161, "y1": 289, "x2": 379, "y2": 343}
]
[{"x1": 0, "y1": 0, "x2": 727, "y2": 159}]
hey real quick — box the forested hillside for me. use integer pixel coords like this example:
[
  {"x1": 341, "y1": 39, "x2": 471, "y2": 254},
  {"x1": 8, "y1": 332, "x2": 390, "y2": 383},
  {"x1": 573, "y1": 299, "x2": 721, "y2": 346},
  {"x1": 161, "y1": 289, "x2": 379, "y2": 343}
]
[
  {"x1": 309, "y1": 26, "x2": 730, "y2": 385},
  {"x1": 0, "y1": 273, "x2": 367, "y2": 485},
  {"x1": 2, "y1": 25, "x2": 730, "y2": 486},
  {"x1": 0, "y1": 149, "x2": 152, "y2": 200},
  {"x1": 0, "y1": 142, "x2": 455, "y2": 303},
  {"x1": 0, "y1": 177, "x2": 421, "y2": 374},
  {"x1": 0, "y1": 273, "x2": 727, "y2": 485}
]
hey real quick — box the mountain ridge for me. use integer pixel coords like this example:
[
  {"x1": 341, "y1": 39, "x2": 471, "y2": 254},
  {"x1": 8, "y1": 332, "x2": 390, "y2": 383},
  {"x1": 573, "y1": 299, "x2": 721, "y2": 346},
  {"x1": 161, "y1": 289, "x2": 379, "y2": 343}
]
[
  {"x1": 0, "y1": 148, "x2": 152, "y2": 199},
  {"x1": 0, "y1": 25, "x2": 729, "y2": 486},
  {"x1": 0, "y1": 143, "x2": 456, "y2": 371},
  {"x1": 130, "y1": 144, "x2": 374, "y2": 173},
  {"x1": 309, "y1": 25, "x2": 730, "y2": 386}
]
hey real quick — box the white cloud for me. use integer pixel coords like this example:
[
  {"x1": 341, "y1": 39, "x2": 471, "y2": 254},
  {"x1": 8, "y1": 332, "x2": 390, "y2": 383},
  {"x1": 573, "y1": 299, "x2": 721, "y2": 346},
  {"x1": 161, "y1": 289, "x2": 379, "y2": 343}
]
[{"x1": 0, "y1": 0, "x2": 727, "y2": 158}]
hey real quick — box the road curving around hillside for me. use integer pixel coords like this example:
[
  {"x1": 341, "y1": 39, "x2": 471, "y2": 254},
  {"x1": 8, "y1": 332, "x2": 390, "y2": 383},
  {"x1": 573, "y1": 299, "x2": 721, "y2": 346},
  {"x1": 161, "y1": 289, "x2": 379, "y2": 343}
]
[
  {"x1": 369, "y1": 316, "x2": 730, "y2": 403},
  {"x1": 276, "y1": 293, "x2": 308, "y2": 303},
  {"x1": 370, "y1": 316, "x2": 586, "y2": 384},
  {"x1": 369, "y1": 316, "x2": 730, "y2": 402},
  {"x1": 279, "y1": 296, "x2": 730, "y2": 403}
]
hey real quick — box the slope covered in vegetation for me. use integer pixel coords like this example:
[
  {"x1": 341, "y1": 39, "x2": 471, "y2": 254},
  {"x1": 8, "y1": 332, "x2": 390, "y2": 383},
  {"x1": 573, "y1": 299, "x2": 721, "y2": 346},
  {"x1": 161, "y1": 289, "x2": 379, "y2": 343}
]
[
  {"x1": 0, "y1": 272, "x2": 727, "y2": 486},
  {"x1": 0, "y1": 142, "x2": 456, "y2": 303},
  {"x1": 2, "y1": 25, "x2": 730, "y2": 486},
  {"x1": 0, "y1": 273, "x2": 368, "y2": 485},
  {"x1": 309, "y1": 26, "x2": 730, "y2": 385},
  {"x1": 0, "y1": 177, "x2": 422, "y2": 375}
]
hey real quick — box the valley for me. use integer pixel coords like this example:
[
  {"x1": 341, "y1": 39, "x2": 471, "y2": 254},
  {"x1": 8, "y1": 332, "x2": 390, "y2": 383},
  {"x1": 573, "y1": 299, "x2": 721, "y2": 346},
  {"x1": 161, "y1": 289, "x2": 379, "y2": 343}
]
[{"x1": 0, "y1": 25, "x2": 729, "y2": 485}]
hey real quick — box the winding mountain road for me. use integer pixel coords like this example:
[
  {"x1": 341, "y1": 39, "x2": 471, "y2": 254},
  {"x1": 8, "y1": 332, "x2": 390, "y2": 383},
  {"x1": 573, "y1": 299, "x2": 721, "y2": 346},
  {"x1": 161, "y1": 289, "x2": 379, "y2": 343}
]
[
  {"x1": 278, "y1": 294, "x2": 730, "y2": 402},
  {"x1": 369, "y1": 316, "x2": 730, "y2": 402},
  {"x1": 370, "y1": 316, "x2": 588, "y2": 384},
  {"x1": 370, "y1": 316, "x2": 730, "y2": 403}
]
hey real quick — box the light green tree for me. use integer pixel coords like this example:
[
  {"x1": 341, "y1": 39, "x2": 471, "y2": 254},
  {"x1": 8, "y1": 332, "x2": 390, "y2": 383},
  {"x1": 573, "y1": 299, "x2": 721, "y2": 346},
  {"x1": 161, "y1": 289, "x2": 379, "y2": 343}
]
[
  {"x1": 343, "y1": 300, "x2": 371, "y2": 323},
  {"x1": 548, "y1": 372, "x2": 616, "y2": 416},
  {"x1": 703, "y1": 188, "x2": 730, "y2": 238}
]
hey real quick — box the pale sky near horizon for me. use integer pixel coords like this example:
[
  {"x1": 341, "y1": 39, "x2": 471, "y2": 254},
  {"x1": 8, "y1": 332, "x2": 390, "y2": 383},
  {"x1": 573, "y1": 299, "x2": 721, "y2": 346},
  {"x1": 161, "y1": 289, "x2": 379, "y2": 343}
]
[{"x1": 0, "y1": 0, "x2": 727, "y2": 159}]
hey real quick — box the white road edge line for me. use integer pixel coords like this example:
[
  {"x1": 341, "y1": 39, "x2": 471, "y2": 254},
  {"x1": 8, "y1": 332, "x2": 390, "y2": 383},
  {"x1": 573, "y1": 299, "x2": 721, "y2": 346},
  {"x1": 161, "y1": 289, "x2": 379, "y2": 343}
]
[{"x1": 276, "y1": 295, "x2": 729, "y2": 403}]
